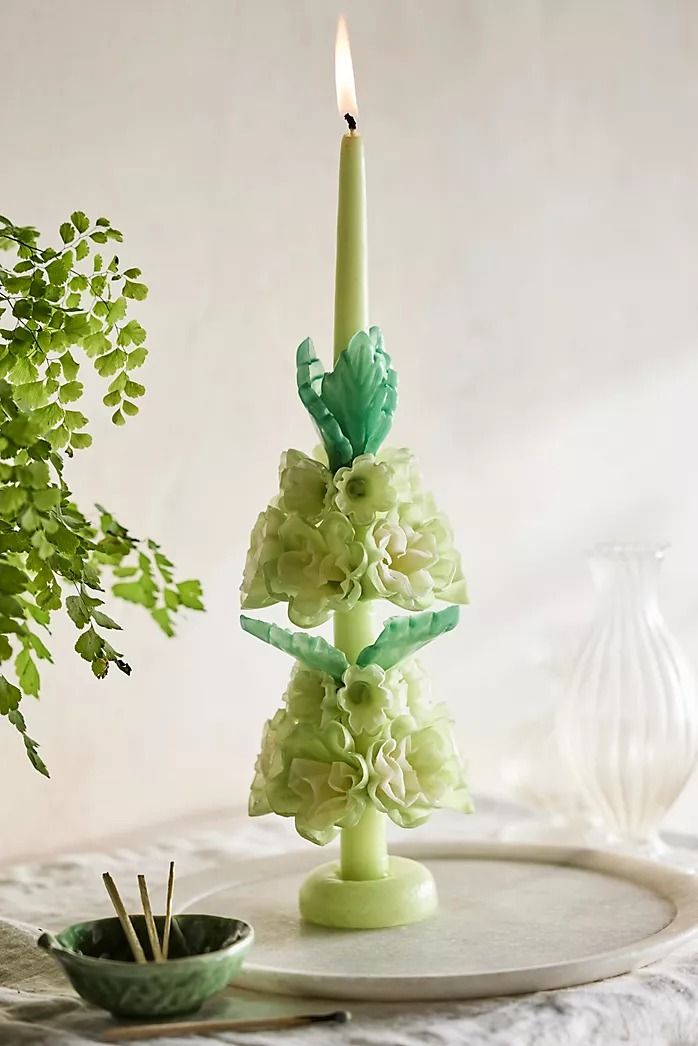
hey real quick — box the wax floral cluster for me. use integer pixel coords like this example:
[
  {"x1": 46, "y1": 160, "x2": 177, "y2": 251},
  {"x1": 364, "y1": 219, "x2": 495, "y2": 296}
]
[
  {"x1": 241, "y1": 327, "x2": 471, "y2": 844},
  {"x1": 249, "y1": 658, "x2": 472, "y2": 845},
  {"x1": 241, "y1": 447, "x2": 467, "y2": 627}
]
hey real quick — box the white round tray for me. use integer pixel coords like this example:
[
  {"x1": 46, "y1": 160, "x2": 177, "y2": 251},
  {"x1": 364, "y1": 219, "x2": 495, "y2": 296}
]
[{"x1": 181, "y1": 840, "x2": 698, "y2": 1001}]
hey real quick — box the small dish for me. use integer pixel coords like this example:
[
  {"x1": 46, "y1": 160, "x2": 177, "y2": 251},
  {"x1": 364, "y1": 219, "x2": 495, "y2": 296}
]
[{"x1": 38, "y1": 913, "x2": 253, "y2": 1018}]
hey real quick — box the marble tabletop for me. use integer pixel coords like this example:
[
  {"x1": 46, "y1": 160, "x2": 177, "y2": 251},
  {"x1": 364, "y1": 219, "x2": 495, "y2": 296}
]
[{"x1": 1, "y1": 801, "x2": 697, "y2": 1046}]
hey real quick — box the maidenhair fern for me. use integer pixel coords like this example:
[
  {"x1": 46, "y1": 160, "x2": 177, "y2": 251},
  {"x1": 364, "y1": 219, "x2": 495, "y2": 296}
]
[{"x1": 0, "y1": 212, "x2": 203, "y2": 774}]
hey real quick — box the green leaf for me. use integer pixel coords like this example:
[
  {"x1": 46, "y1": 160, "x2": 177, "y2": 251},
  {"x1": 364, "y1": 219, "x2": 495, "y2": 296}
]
[
  {"x1": 106, "y1": 297, "x2": 126, "y2": 324},
  {"x1": 63, "y1": 409, "x2": 88, "y2": 430},
  {"x1": 102, "y1": 390, "x2": 121, "y2": 407},
  {"x1": 31, "y1": 402, "x2": 64, "y2": 429},
  {"x1": 0, "y1": 488, "x2": 27, "y2": 515},
  {"x1": 356, "y1": 606, "x2": 460, "y2": 672},
  {"x1": 0, "y1": 675, "x2": 21, "y2": 714},
  {"x1": 125, "y1": 380, "x2": 145, "y2": 398},
  {"x1": 112, "y1": 580, "x2": 155, "y2": 608},
  {"x1": 60, "y1": 352, "x2": 79, "y2": 380},
  {"x1": 32, "y1": 487, "x2": 61, "y2": 510},
  {"x1": 10, "y1": 357, "x2": 38, "y2": 384},
  {"x1": 95, "y1": 350, "x2": 125, "y2": 377},
  {"x1": 59, "y1": 381, "x2": 84, "y2": 403},
  {"x1": 47, "y1": 425, "x2": 70, "y2": 449},
  {"x1": 240, "y1": 614, "x2": 349, "y2": 681},
  {"x1": 122, "y1": 320, "x2": 146, "y2": 345},
  {"x1": 13, "y1": 381, "x2": 49, "y2": 410},
  {"x1": 66, "y1": 595, "x2": 90, "y2": 629},
  {"x1": 127, "y1": 347, "x2": 148, "y2": 369},
  {"x1": 74, "y1": 626, "x2": 103, "y2": 661},
  {"x1": 0, "y1": 564, "x2": 28, "y2": 594},
  {"x1": 75, "y1": 240, "x2": 89, "y2": 261},
  {"x1": 122, "y1": 401, "x2": 138, "y2": 417},
  {"x1": 92, "y1": 610, "x2": 122, "y2": 630},
  {"x1": 84, "y1": 332, "x2": 110, "y2": 357},
  {"x1": 8, "y1": 708, "x2": 49, "y2": 777},
  {"x1": 176, "y1": 579, "x2": 204, "y2": 611},
  {"x1": 70, "y1": 432, "x2": 92, "y2": 450},
  {"x1": 123, "y1": 280, "x2": 148, "y2": 301},
  {"x1": 70, "y1": 211, "x2": 90, "y2": 233},
  {"x1": 59, "y1": 222, "x2": 75, "y2": 244},
  {"x1": 16, "y1": 648, "x2": 40, "y2": 697},
  {"x1": 111, "y1": 410, "x2": 125, "y2": 427},
  {"x1": 90, "y1": 231, "x2": 108, "y2": 244},
  {"x1": 91, "y1": 657, "x2": 109, "y2": 678},
  {"x1": 152, "y1": 606, "x2": 174, "y2": 636},
  {"x1": 28, "y1": 632, "x2": 52, "y2": 661}
]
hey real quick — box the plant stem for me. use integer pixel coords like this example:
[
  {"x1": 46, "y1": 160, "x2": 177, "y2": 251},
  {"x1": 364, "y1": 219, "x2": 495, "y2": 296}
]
[{"x1": 333, "y1": 601, "x2": 389, "y2": 881}]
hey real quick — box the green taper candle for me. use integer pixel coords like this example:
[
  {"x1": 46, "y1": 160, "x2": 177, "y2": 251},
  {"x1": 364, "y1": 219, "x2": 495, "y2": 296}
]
[
  {"x1": 333, "y1": 15, "x2": 368, "y2": 362},
  {"x1": 332, "y1": 17, "x2": 388, "y2": 883}
]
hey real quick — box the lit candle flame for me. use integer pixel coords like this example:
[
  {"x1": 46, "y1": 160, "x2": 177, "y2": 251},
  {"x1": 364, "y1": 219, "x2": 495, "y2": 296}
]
[{"x1": 335, "y1": 14, "x2": 358, "y2": 124}]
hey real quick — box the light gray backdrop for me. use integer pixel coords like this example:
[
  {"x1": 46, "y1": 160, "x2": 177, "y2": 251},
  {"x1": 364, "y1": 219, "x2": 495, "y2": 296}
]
[{"x1": 2, "y1": 0, "x2": 698, "y2": 860}]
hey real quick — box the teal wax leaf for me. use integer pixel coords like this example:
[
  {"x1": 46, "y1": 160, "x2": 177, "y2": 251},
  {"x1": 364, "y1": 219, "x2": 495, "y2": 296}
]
[
  {"x1": 240, "y1": 614, "x2": 349, "y2": 682},
  {"x1": 295, "y1": 327, "x2": 398, "y2": 472},
  {"x1": 322, "y1": 327, "x2": 397, "y2": 461},
  {"x1": 296, "y1": 338, "x2": 353, "y2": 472},
  {"x1": 356, "y1": 605, "x2": 460, "y2": 672}
]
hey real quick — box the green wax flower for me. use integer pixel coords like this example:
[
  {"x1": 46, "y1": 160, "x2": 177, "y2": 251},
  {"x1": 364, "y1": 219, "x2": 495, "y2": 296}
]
[
  {"x1": 240, "y1": 445, "x2": 467, "y2": 626},
  {"x1": 248, "y1": 656, "x2": 471, "y2": 845},
  {"x1": 367, "y1": 711, "x2": 472, "y2": 828},
  {"x1": 266, "y1": 512, "x2": 366, "y2": 627},
  {"x1": 240, "y1": 506, "x2": 285, "y2": 610},
  {"x1": 333, "y1": 454, "x2": 397, "y2": 525},
  {"x1": 364, "y1": 514, "x2": 467, "y2": 611},
  {"x1": 335, "y1": 663, "x2": 406, "y2": 736},
  {"x1": 278, "y1": 449, "x2": 332, "y2": 522},
  {"x1": 248, "y1": 709, "x2": 296, "y2": 818},
  {"x1": 250, "y1": 712, "x2": 368, "y2": 845},
  {"x1": 285, "y1": 663, "x2": 333, "y2": 724}
]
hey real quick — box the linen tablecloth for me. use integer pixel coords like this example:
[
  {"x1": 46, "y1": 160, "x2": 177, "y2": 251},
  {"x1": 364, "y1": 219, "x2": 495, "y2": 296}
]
[{"x1": 1, "y1": 802, "x2": 697, "y2": 1046}]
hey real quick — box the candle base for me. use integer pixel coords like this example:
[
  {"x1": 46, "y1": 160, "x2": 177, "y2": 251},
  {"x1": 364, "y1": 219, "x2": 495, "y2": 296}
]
[{"x1": 298, "y1": 856, "x2": 438, "y2": 929}]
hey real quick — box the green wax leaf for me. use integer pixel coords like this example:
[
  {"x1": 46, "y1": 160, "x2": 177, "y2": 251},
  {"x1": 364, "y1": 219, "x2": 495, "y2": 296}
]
[
  {"x1": 240, "y1": 614, "x2": 349, "y2": 682},
  {"x1": 295, "y1": 327, "x2": 397, "y2": 471},
  {"x1": 322, "y1": 326, "x2": 397, "y2": 460},
  {"x1": 356, "y1": 605, "x2": 460, "y2": 672},
  {"x1": 296, "y1": 338, "x2": 353, "y2": 472}
]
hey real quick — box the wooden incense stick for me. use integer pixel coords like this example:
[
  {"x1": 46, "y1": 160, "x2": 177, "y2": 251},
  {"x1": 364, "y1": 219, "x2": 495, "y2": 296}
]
[
  {"x1": 137, "y1": 875, "x2": 163, "y2": 963},
  {"x1": 101, "y1": 1009, "x2": 351, "y2": 1041},
  {"x1": 161, "y1": 860, "x2": 175, "y2": 959},
  {"x1": 102, "y1": 873, "x2": 147, "y2": 965}
]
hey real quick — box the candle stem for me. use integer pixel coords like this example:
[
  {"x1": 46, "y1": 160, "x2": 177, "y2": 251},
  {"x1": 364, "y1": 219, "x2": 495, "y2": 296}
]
[
  {"x1": 333, "y1": 131, "x2": 368, "y2": 362},
  {"x1": 340, "y1": 804, "x2": 388, "y2": 881},
  {"x1": 334, "y1": 602, "x2": 389, "y2": 881}
]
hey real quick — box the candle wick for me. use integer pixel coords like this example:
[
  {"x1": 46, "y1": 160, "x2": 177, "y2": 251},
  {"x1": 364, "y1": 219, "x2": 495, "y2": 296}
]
[{"x1": 343, "y1": 112, "x2": 357, "y2": 132}]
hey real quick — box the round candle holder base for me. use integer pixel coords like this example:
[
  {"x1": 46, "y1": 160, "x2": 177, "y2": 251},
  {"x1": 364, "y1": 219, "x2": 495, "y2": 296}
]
[{"x1": 298, "y1": 855, "x2": 438, "y2": 929}]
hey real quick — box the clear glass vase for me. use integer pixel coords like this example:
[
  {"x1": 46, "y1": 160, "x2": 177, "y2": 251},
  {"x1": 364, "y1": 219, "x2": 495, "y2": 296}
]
[{"x1": 556, "y1": 544, "x2": 698, "y2": 851}]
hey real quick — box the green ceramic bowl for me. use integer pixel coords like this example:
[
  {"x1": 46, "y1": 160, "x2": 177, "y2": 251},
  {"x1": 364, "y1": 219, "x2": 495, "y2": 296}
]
[{"x1": 38, "y1": 913, "x2": 253, "y2": 1019}]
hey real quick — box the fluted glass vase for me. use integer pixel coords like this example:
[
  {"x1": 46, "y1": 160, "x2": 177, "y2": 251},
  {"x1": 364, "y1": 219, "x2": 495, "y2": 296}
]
[{"x1": 556, "y1": 544, "x2": 698, "y2": 850}]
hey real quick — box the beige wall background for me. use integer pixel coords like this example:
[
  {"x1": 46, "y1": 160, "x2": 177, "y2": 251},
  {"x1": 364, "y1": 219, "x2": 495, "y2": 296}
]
[{"x1": 2, "y1": 0, "x2": 698, "y2": 861}]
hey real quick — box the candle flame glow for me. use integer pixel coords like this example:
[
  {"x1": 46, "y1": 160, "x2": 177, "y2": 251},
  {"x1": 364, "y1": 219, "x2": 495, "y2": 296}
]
[{"x1": 335, "y1": 15, "x2": 358, "y2": 122}]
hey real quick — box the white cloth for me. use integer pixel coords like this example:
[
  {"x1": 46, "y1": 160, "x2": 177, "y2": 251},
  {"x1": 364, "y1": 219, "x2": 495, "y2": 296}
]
[{"x1": 1, "y1": 804, "x2": 697, "y2": 1046}]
